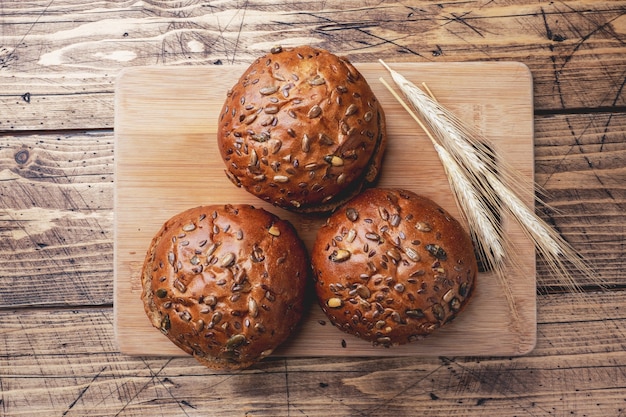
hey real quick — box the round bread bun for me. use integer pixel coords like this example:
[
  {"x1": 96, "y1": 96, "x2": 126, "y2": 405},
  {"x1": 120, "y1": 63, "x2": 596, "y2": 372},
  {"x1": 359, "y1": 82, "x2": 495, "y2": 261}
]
[
  {"x1": 217, "y1": 45, "x2": 387, "y2": 213},
  {"x1": 141, "y1": 204, "x2": 308, "y2": 370},
  {"x1": 311, "y1": 188, "x2": 477, "y2": 347}
]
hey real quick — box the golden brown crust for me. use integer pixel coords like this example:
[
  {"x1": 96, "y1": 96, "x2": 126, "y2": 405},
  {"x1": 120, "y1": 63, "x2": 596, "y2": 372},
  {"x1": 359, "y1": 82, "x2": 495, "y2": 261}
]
[
  {"x1": 141, "y1": 204, "x2": 308, "y2": 369},
  {"x1": 311, "y1": 188, "x2": 477, "y2": 347},
  {"x1": 217, "y1": 45, "x2": 387, "y2": 213}
]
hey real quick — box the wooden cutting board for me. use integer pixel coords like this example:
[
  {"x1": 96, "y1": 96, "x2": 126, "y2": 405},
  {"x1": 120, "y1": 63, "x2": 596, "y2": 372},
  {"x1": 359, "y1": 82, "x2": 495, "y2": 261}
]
[{"x1": 114, "y1": 61, "x2": 536, "y2": 357}]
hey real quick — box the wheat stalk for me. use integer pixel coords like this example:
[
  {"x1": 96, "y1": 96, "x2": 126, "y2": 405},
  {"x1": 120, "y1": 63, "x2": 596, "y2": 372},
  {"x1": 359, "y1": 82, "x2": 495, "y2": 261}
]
[
  {"x1": 379, "y1": 77, "x2": 520, "y2": 318},
  {"x1": 379, "y1": 60, "x2": 601, "y2": 294}
]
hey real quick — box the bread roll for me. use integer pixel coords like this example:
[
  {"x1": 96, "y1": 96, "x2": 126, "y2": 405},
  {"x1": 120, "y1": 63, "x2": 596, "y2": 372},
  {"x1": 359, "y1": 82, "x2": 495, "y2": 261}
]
[
  {"x1": 217, "y1": 45, "x2": 387, "y2": 213},
  {"x1": 311, "y1": 188, "x2": 477, "y2": 346},
  {"x1": 141, "y1": 204, "x2": 308, "y2": 369}
]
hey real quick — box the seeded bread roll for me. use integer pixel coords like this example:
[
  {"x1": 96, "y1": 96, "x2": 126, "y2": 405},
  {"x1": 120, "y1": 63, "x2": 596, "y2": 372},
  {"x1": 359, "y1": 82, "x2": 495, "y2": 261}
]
[
  {"x1": 311, "y1": 188, "x2": 477, "y2": 347},
  {"x1": 217, "y1": 45, "x2": 387, "y2": 213},
  {"x1": 141, "y1": 204, "x2": 308, "y2": 370}
]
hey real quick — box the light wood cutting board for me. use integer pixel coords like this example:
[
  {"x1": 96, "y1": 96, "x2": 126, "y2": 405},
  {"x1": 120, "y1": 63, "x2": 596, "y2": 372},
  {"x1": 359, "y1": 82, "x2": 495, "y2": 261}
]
[{"x1": 114, "y1": 61, "x2": 536, "y2": 358}]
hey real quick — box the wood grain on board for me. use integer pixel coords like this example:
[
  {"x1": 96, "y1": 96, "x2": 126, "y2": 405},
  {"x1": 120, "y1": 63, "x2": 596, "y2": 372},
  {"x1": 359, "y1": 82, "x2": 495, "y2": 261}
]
[{"x1": 114, "y1": 62, "x2": 536, "y2": 358}]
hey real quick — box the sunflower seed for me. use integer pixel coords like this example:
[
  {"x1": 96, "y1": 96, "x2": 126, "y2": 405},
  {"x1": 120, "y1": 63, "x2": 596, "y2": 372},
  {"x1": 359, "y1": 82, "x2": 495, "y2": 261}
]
[
  {"x1": 356, "y1": 285, "x2": 371, "y2": 299},
  {"x1": 406, "y1": 309, "x2": 425, "y2": 319},
  {"x1": 264, "y1": 105, "x2": 279, "y2": 114},
  {"x1": 182, "y1": 223, "x2": 196, "y2": 232},
  {"x1": 248, "y1": 298, "x2": 259, "y2": 318},
  {"x1": 179, "y1": 310, "x2": 192, "y2": 322},
  {"x1": 251, "y1": 245, "x2": 265, "y2": 262},
  {"x1": 160, "y1": 315, "x2": 170, "y2": 333},
  {"x1": 259, "y1": 86, "x2": 278, "y2": 95},
  {"x1": 390, "y1": 214, "x2": 401, "y2": 227},
  {"x1": 301, "y1": 134, "x2": 311, "y2": 152},
  {"x1": 405, "y1": 247, "x2": 421, "y2": 262},
  {"x1": 432, "y1": 304, "x2": 445, "y2": 321},
  {"x1": 244, "y1": 113, "x2": 258, "y2": 125},
  {"x1": 308, "y1": 105, "x2": 322, "y2": 118},
  {"x1": 173, "y1": 279, "x2": 187, "y2": 293},
  {"x1": 345, "y1": 104, "x2": 358, "y2": 116},
  {"x1": 386, "y1": 248, "x2": 401, "y2": 262},
  {"x1": 308, "y1": 75, "x2": 326, "y2": 86},
  {"x1": 343, "y1": 209, "x2": 358, "y2": 223},
  {"x1": 205, "y1": 295, "x2": 217, "y2": 307},
  {"x1": 319, "y1": 133, "x2": 334, "y2": 146},
  {"x1": 210, "y1": 311, "x2": 223, "y2": 327},
  {"x1": 220, "y1": 252, "x2": 236, "y2": 268}
]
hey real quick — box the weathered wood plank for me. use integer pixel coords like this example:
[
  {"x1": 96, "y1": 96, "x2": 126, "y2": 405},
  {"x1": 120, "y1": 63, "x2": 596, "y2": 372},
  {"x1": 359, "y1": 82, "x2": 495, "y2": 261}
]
[
  {"x1": 0, "y1": 114, "x2": 624, "y2": 308},
  {"x1": 0, "y1": 131, "x2": 114, "y2": 307},
  {"x1": 1, "y1": 289, "x2": 625, "y2": 417},
  {"x1": 534, "y1": 112, "x2": 626, "y2": 287},
  {"x1": 1, "y1": 0, "x2": 625, "y2": 131}
]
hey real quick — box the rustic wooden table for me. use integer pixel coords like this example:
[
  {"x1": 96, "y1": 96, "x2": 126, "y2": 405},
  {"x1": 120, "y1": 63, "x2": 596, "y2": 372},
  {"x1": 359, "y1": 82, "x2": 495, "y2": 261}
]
[{"x1": 1, "y1": 1, "x2": 625, "y2": 416}]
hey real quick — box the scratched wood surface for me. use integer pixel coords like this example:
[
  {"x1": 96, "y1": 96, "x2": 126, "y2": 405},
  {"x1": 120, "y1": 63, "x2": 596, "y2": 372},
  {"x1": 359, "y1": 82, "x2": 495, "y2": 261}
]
[{"x1": 0, "y1": 0, "x2": 625, "y2": 416}]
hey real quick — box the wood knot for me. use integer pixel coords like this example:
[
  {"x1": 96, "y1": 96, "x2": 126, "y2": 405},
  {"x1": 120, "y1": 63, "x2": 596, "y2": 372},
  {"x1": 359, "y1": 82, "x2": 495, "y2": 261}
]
[{"x1": 14, "y1": 148, "x2": 30, "y2": 165}]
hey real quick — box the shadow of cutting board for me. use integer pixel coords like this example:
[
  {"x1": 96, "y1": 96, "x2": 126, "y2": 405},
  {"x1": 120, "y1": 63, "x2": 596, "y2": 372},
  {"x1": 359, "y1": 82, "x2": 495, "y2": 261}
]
[{"x1": 114, "y1": 61, "x2": 536, "y2": 357}]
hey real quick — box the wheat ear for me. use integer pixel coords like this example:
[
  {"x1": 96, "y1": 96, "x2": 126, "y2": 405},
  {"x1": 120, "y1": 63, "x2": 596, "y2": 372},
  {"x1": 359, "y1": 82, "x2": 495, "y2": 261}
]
[
  {"x1": 379, "y1": 60, "x2": 601, "y2": 293},
  {"x1": 379, "y1": 77, "x2": 520, "y2": 319}
]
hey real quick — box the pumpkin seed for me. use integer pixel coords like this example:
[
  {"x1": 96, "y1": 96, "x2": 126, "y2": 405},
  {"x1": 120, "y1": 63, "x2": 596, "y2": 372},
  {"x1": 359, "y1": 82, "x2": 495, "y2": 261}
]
[
  {"x1": 226, "y1": 334, "x2": 246, "y2": 350},
  {"x1": 426, "y1": 244, "x2": 447, "y2": 260}
]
